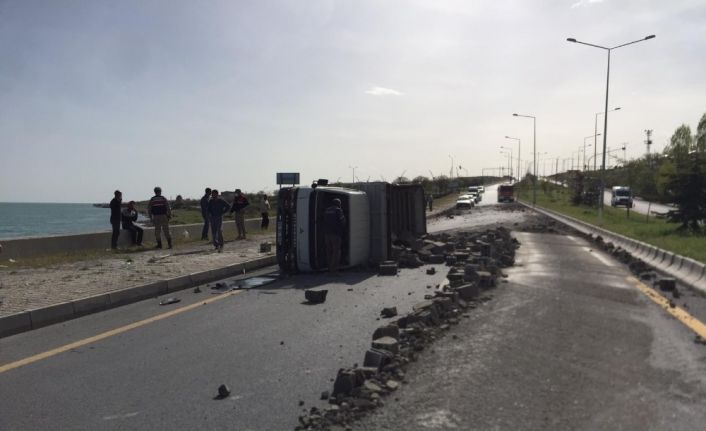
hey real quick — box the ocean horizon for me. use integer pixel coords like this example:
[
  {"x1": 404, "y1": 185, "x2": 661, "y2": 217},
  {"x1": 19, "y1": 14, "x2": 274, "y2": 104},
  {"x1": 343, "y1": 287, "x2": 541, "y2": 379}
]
[{"x1": 0, "y1": 202, "x2": 114, "y2": 240}]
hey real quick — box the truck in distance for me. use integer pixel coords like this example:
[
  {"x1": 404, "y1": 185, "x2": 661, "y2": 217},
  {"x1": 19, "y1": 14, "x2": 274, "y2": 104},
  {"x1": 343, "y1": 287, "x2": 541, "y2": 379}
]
[
  {"x1": 611, "y1": 186, "x2": 633, "y2": 208},
  {"x1": 497, "y1": 184, "x2": 515, "y2": 203}
]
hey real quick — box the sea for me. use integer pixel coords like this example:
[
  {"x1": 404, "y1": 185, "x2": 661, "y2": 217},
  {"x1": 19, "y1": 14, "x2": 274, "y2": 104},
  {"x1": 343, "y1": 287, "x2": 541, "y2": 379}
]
[{"x1": 0, "y1": 202, "x2": 115, "y2": 240}]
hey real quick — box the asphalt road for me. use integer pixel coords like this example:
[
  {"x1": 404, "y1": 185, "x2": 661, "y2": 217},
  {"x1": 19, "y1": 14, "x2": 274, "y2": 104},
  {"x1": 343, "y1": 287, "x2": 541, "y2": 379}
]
[
  {"x1": 2, "y1": 197, "x2": 705, "y2": 431},
  {"x1": 355, "y1": 231, "x2": 706, "y2": 430}
]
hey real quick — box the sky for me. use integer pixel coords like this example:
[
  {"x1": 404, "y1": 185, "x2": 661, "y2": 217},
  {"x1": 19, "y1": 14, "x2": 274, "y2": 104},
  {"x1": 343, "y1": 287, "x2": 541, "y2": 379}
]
[{"x1": 0, "y1": 0, "x2": 704, "y2": 203}]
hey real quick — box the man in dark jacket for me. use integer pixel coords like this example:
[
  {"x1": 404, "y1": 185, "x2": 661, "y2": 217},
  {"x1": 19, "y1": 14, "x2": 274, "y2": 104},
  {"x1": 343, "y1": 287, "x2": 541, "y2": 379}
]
[
  {"x1": 229, "y1": 189, "x2": 249, "y2": 240},
  {"x1": 323, "y1": 198, "x2": 346, "y2": 273},
  {"x1": 200, "y1": 187, "x2": 212, "y2": 240},
  {"x1": 109, "y1": 190, "x2": 122, "y2": 249},
  {"x1": 121, "y1": 200, "x2": 143, "y2": 246},
  {"x1": 148, "y1": 186, "x2": 172, "y2": 249},
  {"x1": 207, "y1": 189, "x2": 230, "y2": 252}
]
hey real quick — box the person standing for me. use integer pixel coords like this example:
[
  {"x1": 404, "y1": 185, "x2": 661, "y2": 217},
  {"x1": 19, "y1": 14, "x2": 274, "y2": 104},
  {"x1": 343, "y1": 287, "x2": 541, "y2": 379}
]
[
  {"x1": 207, "y1": 189, "x2": 230, "y2": 252},
  {"x1": 148, "y1": 186, "x2": 172, "y2": 249},
  {"x1": 260, "y1": 194, "x2": 270, "y2": 230},
  {"x1": 200, "y1": 187, "x2": 212, "y2": 240},
  {"x1": 427, "y1": 194, "x2": 433, "y2": 211},
  {"x1": 323, "y1": 198, "x2": 346, "y2": 274},
  {"x1": 121, "y1": 200, "x2": 143, "y2": 246},
  {"x1": 109, "y1": 190, "x2": 122, "y2": 250},
  {"x1": 229, "y1": 189, "x2": 250, "y2": 239}
]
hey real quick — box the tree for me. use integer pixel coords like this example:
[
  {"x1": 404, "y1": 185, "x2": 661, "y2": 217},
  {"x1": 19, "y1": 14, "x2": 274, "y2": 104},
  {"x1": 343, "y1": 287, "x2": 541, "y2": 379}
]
[
  {"x1": 665, "y1": 151, "x2": 706, "y2": 232},
  {"x1": 696, "y1": 112, "x2": 706, "y2": 153},
  {"x1": 173, "y1": 194, "x2": 185, "y2": 209},
  {"x1": 664, "y1": 124, "x2": 693, "y2": 163}
]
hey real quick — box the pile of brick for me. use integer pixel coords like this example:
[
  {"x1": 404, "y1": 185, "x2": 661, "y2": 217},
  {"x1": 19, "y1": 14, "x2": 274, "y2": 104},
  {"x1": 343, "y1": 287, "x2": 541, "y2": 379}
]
[{"x1": 294, "y1": 228, "x2": 519, "y2": 431}]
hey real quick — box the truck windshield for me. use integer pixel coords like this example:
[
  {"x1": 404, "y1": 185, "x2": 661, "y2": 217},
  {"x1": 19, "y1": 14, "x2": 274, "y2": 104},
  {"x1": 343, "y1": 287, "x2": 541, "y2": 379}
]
[{"x1": 616, "y1": 190, "x2": 630, "y2": 196}]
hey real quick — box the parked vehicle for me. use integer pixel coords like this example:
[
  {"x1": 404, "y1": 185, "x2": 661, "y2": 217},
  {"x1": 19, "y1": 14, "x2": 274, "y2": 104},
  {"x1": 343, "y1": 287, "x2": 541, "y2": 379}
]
[
  {"x1": 465, "y1": 192, "x2": 481, "y2": 204},
  {"x1": 497, "y1": 184, "x2": 515, "y2": 203},
  {"x1": 611, "y1": 186, "x2": 633, "y2": 208},
  {"x1": 277, "y1": 182, "x2": 427, "y2": 272},
  {"x1": 467, "y1": 186, "x2": 479, "y2": 194},
  {"x1": 456, "y1": 196, "x2": 474, "y2": 209},
  {"x1": 477, "y1": 186, "x2": 485, "y2": 194}
]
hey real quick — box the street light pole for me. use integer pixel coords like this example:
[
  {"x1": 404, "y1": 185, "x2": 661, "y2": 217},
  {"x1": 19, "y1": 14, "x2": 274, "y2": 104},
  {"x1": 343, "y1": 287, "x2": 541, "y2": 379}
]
[
  {"x1": 583, "y1": 134, "x2": 599, "y2": 171},
  {"x1": 568, "y1": 34, "x2": 655, "y2": 222},
  {"x1": 505, "y1": 136, "x2": 521, "y2": 182},
  {"x1": 594, "y1": 107, "x2": 620, "y2": 171},
  {"x1": 448, "y1": 155, "x2": 454, "y2": 179},
  {"x1": 513, "y1": 113, "x2": 536, "y2": 206},
  {"x1": 348, "y1": 165, "x2": 358, "y2": 184}
]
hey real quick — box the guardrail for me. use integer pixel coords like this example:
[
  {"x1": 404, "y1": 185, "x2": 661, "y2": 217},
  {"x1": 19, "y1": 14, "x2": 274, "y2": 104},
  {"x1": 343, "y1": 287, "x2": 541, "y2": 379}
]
[{"x1": 519, "y1": 201, "x2": 706, "y2": 294}]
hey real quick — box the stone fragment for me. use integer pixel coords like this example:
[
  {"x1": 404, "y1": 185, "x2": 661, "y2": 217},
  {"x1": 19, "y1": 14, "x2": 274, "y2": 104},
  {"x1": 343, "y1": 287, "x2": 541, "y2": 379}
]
[
  {"x1": 455, "y1": 283, "x2": 480, "y2": 300},
  {"x1": 657, "y1": 278, "x2": 676, "y2": 292},
  {"x1": 385, "y1": 380, "x2": 400, "y2": 391},
  {"x1": 426, "y1": 267, "x2": 436, "y2": 275},
  {"x1": 259, "y1": 242, "x2": 272, "y2": 252},
  {"x1": 305, "y1": 289, "x2": 328, "y2": 304},
  {"x1": 363, "y1": 348, "x2": 394, "y2": 370},
  {"x1": 193, "y1": 286, "x2": 201, "y2": 293},
  {"x1": 217, "y1": 384, "x2": 231, "y2": 398},
  {"x1": 372, "y1": 336, "x2": 399, "y2": 354},
  {"x1": 333, "y1": 369, "x2": 357, "y2": 396},
  {"x1": 380, "y1": 307, "x2": 398, "y2": 318},
  {"x1": 320, "y1": 391, "x2": 329, "y2": 400},
  {"x1": 372, "y1": 325, "x2": 399, "y2": 340},
  {"x1": 379, "y1": 261, "x2": 399, "y2": 276},
  {"x1": 363, "y1": 380, "x2": 383, "y2": 393}
]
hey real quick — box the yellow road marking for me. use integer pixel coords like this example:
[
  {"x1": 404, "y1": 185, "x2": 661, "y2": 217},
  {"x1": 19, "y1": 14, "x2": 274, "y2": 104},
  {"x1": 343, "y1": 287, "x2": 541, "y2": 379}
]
[
  {"x1": 0, "y1": 290, "x2": 244, "y2": 374},
  {"x1": 629, "y1": 276, "x2": 706, "y2": 339}
]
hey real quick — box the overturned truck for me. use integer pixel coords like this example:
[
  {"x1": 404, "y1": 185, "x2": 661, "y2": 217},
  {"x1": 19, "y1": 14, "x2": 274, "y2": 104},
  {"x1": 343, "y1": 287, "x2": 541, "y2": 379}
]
[{"x1": 276, "y1": 182, "x2": 427, "y2": 272}]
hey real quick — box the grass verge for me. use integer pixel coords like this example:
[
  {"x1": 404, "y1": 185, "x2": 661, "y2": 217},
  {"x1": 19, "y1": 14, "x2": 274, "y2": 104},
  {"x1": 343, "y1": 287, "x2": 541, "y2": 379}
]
[{"x1": 519, "y1": 181, "x2": 706, "y2": 264}]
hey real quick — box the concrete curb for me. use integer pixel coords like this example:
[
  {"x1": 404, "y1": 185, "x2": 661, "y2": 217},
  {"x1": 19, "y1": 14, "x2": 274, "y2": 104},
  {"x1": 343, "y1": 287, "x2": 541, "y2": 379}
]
[
  {"x1": 519, "y1": 201, "x2": 706, "y2": 295},
  {"x1": 0, "y1": 255, "x2": 277, "y2": 339}
]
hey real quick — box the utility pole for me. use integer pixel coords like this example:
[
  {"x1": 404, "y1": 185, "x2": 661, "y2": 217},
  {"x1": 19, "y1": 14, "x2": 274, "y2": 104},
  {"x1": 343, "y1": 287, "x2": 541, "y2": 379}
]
[{"x1": 644, "y1": 129, "x2": 653, "y2": 156}]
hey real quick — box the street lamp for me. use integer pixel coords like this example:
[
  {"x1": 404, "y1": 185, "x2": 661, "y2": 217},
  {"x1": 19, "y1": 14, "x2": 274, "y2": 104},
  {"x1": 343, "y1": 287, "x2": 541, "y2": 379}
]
[
  {"x1": 505, "y1": 136, "x2": 521, "y2": 181},
  {"x1": 594, "y1": 107, "x2": 621, "y2": 171},
  {"x1": 448, "y1": 155, "x2": 454, "y2": 179},
  {"x1": 568, "y1": 34, "x2": 655, "y2": 221},
  {"x1": 500, "y1": 147, "x2": 513, "y2": 180},
  {"x1": 584, "y1": 134, "x2": 600, "y2": 171},
  {"x1": 513, "y1": 113, "x2": 536, "y2": 206},
  {"x1": 348, "y1": 165, "x2": 358, "y2": 184}
]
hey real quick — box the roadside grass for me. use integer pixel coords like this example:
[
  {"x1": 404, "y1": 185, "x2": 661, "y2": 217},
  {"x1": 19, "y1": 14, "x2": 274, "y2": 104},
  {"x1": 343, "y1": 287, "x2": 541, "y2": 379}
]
[{"x1": 519, "y1": 181, "x2": 706, "y2": 264}]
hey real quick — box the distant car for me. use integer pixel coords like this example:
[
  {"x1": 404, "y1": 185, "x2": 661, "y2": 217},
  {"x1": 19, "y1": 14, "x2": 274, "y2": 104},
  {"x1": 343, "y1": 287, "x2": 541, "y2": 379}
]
[
  {"x1": 477, "y1": 186, "x2": 485, "y2": 194},
  {"x1": 456, "y1": 196, "x2": 474, "y2": 209},
  {"x1": 467, "y1": 192, "x2": 481, "y2": 204},
  {"x1": 467, "y1": 186, "x2": 479, "y2": 194},
  {"x1": 611, "y1": 186, "x2": 633, "y2": 208}
]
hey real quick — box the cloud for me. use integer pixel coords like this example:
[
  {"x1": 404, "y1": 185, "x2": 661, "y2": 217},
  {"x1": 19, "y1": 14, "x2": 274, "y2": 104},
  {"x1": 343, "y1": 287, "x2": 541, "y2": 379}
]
[
  {"x1": 365, "y1": 86, "x2": 404, "y2": 96},
  {"x1": 571, "y1": 0, "x2": 605, "y2": 8}
]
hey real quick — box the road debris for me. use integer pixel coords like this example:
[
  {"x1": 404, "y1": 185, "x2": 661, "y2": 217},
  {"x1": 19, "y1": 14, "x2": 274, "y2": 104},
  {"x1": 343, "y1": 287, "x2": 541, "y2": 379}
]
[
  {"x1": 294, "y1": 226, "x2": 520, "y2": 430},
  {"x1": 159, "y1": 297, "x2": 181, "y2": 306},
  {"x1": 215, "y1": 384, "x2": 231, "y2": 399},
  {"x1": 305, "y1": 289, "x2": 328, "y2": 304}
]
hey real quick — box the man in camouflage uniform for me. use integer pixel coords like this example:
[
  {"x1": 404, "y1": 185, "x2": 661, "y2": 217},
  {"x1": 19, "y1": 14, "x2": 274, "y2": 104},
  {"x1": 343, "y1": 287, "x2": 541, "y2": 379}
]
[{"x1": 148, "y1": 186, "x2": 172, "y2": 249}]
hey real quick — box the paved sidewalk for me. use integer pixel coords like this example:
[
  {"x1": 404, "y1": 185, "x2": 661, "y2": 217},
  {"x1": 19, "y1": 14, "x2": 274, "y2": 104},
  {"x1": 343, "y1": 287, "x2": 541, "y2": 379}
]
[{"x1": 0, "y1": 234, "x2": 275, "y2": 317}]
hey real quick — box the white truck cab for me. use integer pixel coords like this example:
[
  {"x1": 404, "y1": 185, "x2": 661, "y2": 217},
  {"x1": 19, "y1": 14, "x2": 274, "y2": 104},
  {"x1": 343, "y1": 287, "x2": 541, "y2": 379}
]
[{"x1": 611, "y1": 186, "x2": 633, "y2": 208}]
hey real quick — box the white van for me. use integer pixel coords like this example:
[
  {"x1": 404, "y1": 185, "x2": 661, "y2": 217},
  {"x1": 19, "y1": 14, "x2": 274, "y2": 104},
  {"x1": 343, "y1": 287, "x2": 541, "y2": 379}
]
[{"x1": 611, "y1": 186, "x2": 633, "y2": 208}]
